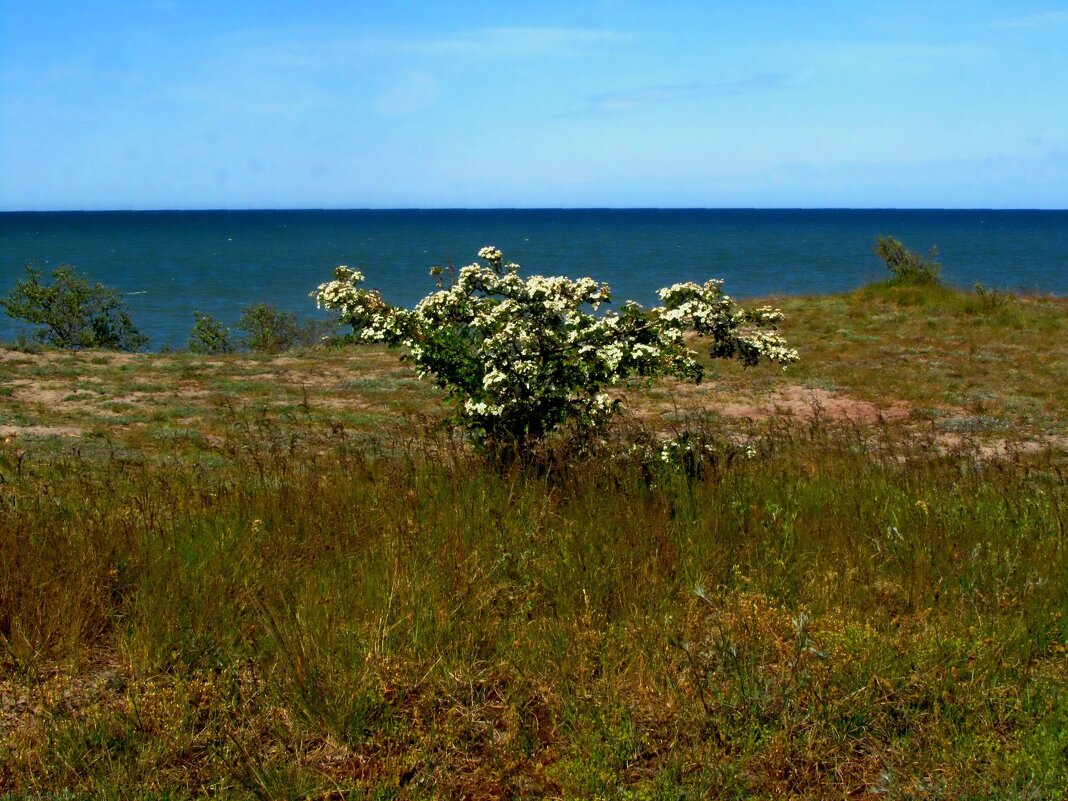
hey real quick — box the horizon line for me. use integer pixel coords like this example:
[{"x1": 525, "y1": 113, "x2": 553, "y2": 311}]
[{"x1": 3, "y1": 206, "x2": 1067, "y2": 214}]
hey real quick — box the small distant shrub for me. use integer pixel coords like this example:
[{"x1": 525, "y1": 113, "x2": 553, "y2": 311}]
[
  {"x1": 188, "y1": 312, "x2": 235, "y2": 354},
  {"x1": 236, "y1": 304, "x2": 299, "y2": 352},
  {"x1": 236, "y1": 303, "x2": 334, "y2": 353},
  {"x1": 875, "y1": 236, "x2": 942, "y2": 286},
  {"x1": 301, "y1": 318, "x2": 342, "y2": 348},
  {"x1": 7, "y1": 334, "x2": 43, "y2": 354},
  {"x1": 972, "y1": 282, "x2": 1011, "y2": 312},
  {"x1": 0, "y1": 264, "x2": 148, "y2": 351}
]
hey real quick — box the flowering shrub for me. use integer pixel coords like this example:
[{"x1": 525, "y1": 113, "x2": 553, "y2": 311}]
[
  {"x1": 313, "y1": 247, "x2": 796, "y2": 456},
  {"x1": 655, "y1": 280, "x2": 798, "y2": 366}
]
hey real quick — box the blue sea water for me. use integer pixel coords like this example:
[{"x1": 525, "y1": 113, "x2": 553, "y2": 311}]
[{"x1": 1, "y1": 209, "x2": 1066, "y2": 349}]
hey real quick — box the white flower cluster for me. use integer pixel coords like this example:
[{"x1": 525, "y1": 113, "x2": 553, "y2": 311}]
[
  {"x1": 623, "y1": 434, "x2": 757, "y2": 475},
  {"x1": 395, "y1": 251, "x2": 683, "y2": 446},
  {"x1": 312, "y1": 248, "x2": 796, "y2": 453},
  {"x1": 654, "y1": 280, "x2": 798, "y2": 367},
  {"x1": 657, "y1": 436, "x2": 718, "y2": 464},
  {"x1": 311, "y1": 266, "x2": 393, "y2": 340}
]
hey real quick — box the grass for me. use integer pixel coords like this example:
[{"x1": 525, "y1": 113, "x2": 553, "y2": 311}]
[
  {"x1": 1, "y1": 283, "x2": 1064, "y2": 450},
  {"x1": 0, "y1": 283, "x2": 1066, "y2": 798},
  {"x1": 773, "y1": 283, "x2": 1068, "y2": 432}
]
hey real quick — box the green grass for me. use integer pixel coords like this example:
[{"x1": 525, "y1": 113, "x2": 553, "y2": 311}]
[
  {"x1": 1, "y1": 284, "x2": 1063, "y2": 450},
  {"x1": 766, "y1": 284, "x2": 1068, "y2": 436},
  {"x1": 0, "y1": 285, "x2": 1066, "y2": 797},
  {"x1": 1, "y1": 415, "x2": 1066, "y2": 798}
]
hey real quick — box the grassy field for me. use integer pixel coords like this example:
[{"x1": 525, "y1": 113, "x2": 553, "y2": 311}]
[{"x1": 1, "y1": 283, "x2": 1066, "y2": 799}]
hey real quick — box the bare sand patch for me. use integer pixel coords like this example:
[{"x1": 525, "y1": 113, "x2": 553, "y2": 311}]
[
  {"x1": 0, "y1": 348, "x2": 145, "y2": 366},
  {"x1": 9, "y1": 385, "x2": 79, "y2": 406},
  {"x1": 719, "y1": 386, "x2": 911, "y2": 424},
  {"x1": 629, "y1": 383, "x2": 912, "y2": 426},
  {"x1": 238, "y1": 371, "x2": 344, "y2": 388},
  {"x1": 0, "y1": 350, "x2": 44, "y2": 365},
  {"x1": 0, "y1": 424, "x2": 83, "y2": 438},
  {"x1": 311, "y1": 396, "x2": 375, "y2": 412},
  {"x1": 934, "y1": 433, "x2": 1068, "y2": 459}
]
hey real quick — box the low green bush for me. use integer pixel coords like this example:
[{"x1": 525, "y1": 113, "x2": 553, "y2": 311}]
[
  {"x1": 0, "y1": 264, "x2": 148, "y2": 351},
  {"x1": 874, "y1": 235, "x2": 942, "y2": 286},
  {"x1": 188, "y1": 311, "x2": 235, "y2": 354},
  {"x1": 971, "y1": 281, "x2": 1012, "y2": 312},
  {"x1": 236, "y1": 303, "x2": 335, "y2": 353}
]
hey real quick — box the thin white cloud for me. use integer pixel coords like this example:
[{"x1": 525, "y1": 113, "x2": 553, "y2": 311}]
[
  {"x1": 577, "y1": 73, "x2": 789, "y2": 113},
  {"x1": 806, "y1": 42, "x2": 988, "y2": 74},
  {"x1": 401, "y1": 27, "x2": 628, "y2": 58},
  {"x1": 373, "y1": 70, "x2": 439, "y2": 115},
  {"x1": 174, "y1": 25, "x2": 627, "y2": 118},
  {"x1": 990, "y1": 10, "x2": 1068, "y2": 28},
  {"x1": 219, "y1": 25, "x2": 626, "y2": 69}
]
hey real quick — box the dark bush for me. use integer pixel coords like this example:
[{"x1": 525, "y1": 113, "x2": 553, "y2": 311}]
[
  {"x1": 874, "y1": 236, "x2": 942, "y2": 286},
  {"x1": 236, "y1": 303, "x2": 334, "y2": 353},
  {"x1": 0, "y1": 264, "x2": 148, "y2": 351},
  {"x1": 188, "y1": 311, "x2": 236, "y2": 354}
]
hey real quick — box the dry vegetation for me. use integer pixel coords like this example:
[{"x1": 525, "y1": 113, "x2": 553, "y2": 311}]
[
  {"x1": 0, "y1": 283, "x2": 1066, "y2": 799},
  {"x1": 1, "y1": 282, "x2": 1065, "y2": 452}
]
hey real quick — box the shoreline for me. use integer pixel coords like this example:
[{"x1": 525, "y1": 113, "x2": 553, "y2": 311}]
[{"x1": 3, "y1": 282, "x2": 1065, "y2": 356}]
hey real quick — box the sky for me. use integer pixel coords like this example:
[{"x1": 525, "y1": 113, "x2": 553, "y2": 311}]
[{"x1": 1, "y1": 0, "x2": 1067, "y2": 210}]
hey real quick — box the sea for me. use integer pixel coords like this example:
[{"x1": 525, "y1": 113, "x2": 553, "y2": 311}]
[{"x1": 1, "y1": 209, "x2": 1066, "y2": 349}]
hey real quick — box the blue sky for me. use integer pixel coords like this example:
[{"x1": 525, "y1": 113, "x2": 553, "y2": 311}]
[{"x1": 2, "y1": 0, "x2": 1067, "y2": 209}]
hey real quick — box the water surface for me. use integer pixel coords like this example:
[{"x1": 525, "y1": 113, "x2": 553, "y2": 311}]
[{"x1": 2, "y1": 209, "x2": 1065, "y2": 348}]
